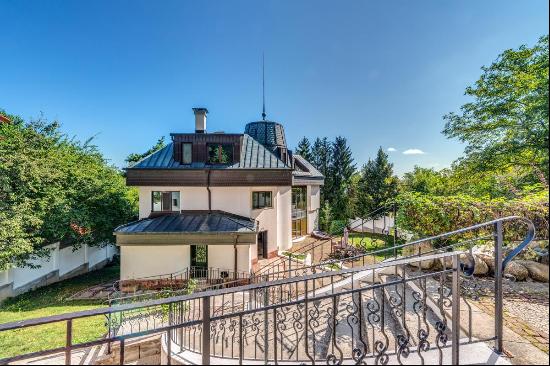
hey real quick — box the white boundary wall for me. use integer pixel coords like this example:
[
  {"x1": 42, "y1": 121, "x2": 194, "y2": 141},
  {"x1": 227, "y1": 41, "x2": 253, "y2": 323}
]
[{"x1": 0, "y1": 243, "x2": 117, "y2": 301}]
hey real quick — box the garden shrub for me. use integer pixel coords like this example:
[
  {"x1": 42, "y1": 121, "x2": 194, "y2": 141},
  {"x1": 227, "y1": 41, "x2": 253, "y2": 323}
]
[
  {"x1": 396, "y1": 191, "x2": 549, "y2": 242},
  {"x1": 329, "y1": 219, "x2": 347, "y2": 235}
]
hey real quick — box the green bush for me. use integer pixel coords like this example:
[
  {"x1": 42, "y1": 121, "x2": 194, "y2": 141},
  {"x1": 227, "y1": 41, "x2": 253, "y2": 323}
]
[
  {"x1": 329, "y1": 219, "x2": 347, "y2": 235},
  {"x1": 0, "y1": 109, "x2": 138, "y2": 270},
  {"x1": 396, "y1": 191, "x2": 549, "y2": 241}
]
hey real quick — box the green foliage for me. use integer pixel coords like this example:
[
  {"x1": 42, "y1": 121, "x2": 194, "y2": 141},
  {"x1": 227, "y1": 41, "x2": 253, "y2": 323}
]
[
  {"x1": 282, "y1": 251, "x2": 307, "y2": 260},
  {"x1": 356, "y1": 147, "x2": 398, "y2": 218},
  {"x1": 396, "y1": 191, "x2": 549, "y2": 240},
  {"x1": 326, "y1": 136, "x2": 356, "y2": 220},
  {"x1": 311, "y1": 137, "x2": 331, "y2": 178},
  {"x1": 401, "y1": 166, "x2": 453, "y2": 196},
  {"x1": 0, "y1": 109, "x2": 138, "y2": 270},
  {"x1": 319, "y1": 201, "x2": 333, "y2": 232},
  {"x1": 329, "y1": 219, "x2": 347, "y2": 235},
  {"x1": 443, "y1": 35, "x2": 549, "y2": 181},
  {"x1": 295, "y1": 136, "x2": 313, "y2": 162},
  {"x1": 125, "y1": 136, "x2": 166, "y2": 165}
]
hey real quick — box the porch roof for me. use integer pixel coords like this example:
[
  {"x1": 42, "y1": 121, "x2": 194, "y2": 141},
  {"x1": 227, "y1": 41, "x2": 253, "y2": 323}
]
[
  {"x1": 114, "y1": 210, "x2": 257, "y2": 235},
  {"x1": 114, "y1": 211, "x2": 257, "y2": 245}
]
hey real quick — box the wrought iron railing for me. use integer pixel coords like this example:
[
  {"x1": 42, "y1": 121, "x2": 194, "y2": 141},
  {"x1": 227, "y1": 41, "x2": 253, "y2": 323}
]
[
  {"x1": 0, "y1": 216, "x2": 535, "y2": 365},
  {"x1": 110, "y1": 266, "x2": 251, "y2": 299},
  {"x1": 255, "y1": 203, "x2": 399, "y2": 277}
]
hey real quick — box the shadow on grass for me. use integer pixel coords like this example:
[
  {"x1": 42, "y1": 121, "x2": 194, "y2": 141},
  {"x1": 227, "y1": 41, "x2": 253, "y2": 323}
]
[{"x1": 0, "y1": 264, "x2": 120, "y2": 359}]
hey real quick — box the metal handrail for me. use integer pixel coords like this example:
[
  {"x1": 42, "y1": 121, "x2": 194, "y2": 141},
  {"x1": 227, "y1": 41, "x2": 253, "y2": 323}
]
[
  {"x1": 0, "y1": 216, "x2": 534, "y2": 331},
  {"x1": 0, "y1": 251, "x2": 457, "y2": 333},
  {"x1": 0, "y1": 216, "x2": 536, "y2": 365},
  {"x1": 253, "y1": 215, "x2": 535, "y2": 280},
  {"x1": 255, "y1": 203, "x2": 398, "y2": 275}
]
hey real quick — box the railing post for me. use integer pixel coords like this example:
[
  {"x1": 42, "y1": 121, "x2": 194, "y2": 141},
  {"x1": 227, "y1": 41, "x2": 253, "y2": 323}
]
[
  {"x1": 201, "y1": 296, "x2": 211, "y2": 365},
  {"x1": 107, "y1": 311, "x2": 112, "y2": 354},
  {"x1": 452, "y1": 254, "x2": 461, "y2": 365},
  {"x1": 65, "y1": 319, "x2": 72, "y2": 365},
  {"x1": 393, "y1": 203, "x2": 398, "y2": 259},
  {"x1": 264, "y1": 289, "x2": 269, "y2": 364},
  {"x1": 494, "y1": 221, "x2": 504, "y2": 353},
  {"x1": 119, "y1": 339, "x2": 125, "y2": 365}
]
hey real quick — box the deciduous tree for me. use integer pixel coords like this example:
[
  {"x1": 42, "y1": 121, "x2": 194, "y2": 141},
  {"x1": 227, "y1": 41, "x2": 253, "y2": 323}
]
[{"x1": 443, "y1": 35, "x2": 549, "y2": 180}]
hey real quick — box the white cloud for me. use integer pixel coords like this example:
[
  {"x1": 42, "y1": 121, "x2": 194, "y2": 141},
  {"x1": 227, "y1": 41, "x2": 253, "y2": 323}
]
[
  {"x1": 403, "y1": 149, "x2": 426, "y2": 155},
  {"x1": 387, "y1": 147, "x2": 397, "y2": 152}
]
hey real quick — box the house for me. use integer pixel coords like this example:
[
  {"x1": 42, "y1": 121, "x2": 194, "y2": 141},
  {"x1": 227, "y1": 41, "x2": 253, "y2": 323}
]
[{"x1": 114, "y1": 108, "x2": 324, "y2": 282}]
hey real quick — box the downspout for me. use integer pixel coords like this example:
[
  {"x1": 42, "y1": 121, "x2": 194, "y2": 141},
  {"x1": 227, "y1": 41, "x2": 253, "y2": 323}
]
[
  {"x1": 233, "y1": 236, "x2": 238, "y2": 280},
  {"x1": 206, "y1": 169, "x2": 212, "y2": 212}
]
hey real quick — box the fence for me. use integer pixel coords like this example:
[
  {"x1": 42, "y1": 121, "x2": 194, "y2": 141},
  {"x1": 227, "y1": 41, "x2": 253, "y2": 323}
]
[{"x1": 0, "y1": 243, "x2": 117, "y2": 302}]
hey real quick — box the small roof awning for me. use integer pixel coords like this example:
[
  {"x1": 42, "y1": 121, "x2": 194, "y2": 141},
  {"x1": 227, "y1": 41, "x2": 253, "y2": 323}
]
[{"x1": 114, "y1": 211, "x2": 258, "y2": 246}]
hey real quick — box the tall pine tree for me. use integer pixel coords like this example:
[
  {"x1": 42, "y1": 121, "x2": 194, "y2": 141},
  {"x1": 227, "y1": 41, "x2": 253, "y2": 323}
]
[
  {"x1": 295, "y1": 137, "x2": 313, "y2": 162},
  {"x1": 311, "y1": 137, "x2": 331, "y2": 177},
  {"x1": 327, "y1": 136, "x2": 356, "y2": 220},
  {"x1": 356, "y1": 147, "x2": 398, "y2": 218}
]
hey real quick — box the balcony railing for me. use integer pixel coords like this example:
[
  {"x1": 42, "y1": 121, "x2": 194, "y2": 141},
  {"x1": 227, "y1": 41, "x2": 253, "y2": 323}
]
[{"x1": 0, "y1": 216, "x2": 535, "y2": 365}]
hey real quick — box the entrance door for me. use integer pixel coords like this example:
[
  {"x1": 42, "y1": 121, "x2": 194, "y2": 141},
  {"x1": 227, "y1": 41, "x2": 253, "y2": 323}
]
[
  {"x1": 190, "y1": 245, "x2": 208, "y2": 278},
  {"x1": 257, "y1": 231, "x2": 268, "y2": 259}
]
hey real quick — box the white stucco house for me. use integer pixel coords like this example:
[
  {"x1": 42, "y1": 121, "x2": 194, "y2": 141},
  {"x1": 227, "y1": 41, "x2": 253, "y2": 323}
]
[{"x1": 114, "y1": 108, "x2": 324, "y2": 282}]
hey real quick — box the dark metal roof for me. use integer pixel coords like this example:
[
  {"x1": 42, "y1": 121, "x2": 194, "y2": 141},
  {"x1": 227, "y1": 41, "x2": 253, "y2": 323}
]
[
  {"x1": 244, "y1": 121, "x2": 287, "y2": 150},
  {"x1": 114, "y1": 211, "x2": 257, "y2": 234},
  {"x1": 292, "y1": 154, "x2": 324, "y2": 180},
  {"x1": 128, "y1": 134, "x2": 289, "y2": 170}
]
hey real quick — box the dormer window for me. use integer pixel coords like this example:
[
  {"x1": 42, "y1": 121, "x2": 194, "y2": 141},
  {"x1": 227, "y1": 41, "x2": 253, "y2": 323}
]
[
  {"x1": 207, "y1": 143, "x2": 233, "y2": 164},
  {"x1": 182, "y1": 143, "x2": 192, "y2": 164}
]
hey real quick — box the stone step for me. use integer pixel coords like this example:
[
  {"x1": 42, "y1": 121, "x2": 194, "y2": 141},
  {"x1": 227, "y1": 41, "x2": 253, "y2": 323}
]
[{"x1": 378, "y1": 269, "x2": 455, "y2": 362}]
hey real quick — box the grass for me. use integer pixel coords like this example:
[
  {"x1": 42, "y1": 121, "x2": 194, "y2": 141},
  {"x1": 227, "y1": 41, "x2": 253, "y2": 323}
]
[
  {"x1": 342, "y1": 232, "x2": 405, "y2": 262},
  {"x1": 0, "y1": 264, "x2": 119, "y2": 359},
  {"x1": 282, "y1": 251, "x2": 307, "y2": 260}
]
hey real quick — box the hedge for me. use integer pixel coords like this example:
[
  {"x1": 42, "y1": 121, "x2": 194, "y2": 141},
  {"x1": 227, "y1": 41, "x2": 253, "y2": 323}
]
[{"x1": 396, "y1": 191, "x2": 549, "y2": 241}]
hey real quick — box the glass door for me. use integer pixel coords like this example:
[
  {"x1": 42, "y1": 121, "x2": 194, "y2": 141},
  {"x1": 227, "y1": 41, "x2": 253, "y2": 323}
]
[
  {"x1": 257, "y1": 231, "x2": 268, "y2": 259},
  {"x1": 190, "y1": 245, "x2": 208, "y2": 278}
]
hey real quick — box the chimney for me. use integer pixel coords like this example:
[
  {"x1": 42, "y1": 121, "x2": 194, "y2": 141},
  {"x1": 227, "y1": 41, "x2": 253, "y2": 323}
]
[{"x1": 193, "y1": 107, "x2": 208, "y2": 133}]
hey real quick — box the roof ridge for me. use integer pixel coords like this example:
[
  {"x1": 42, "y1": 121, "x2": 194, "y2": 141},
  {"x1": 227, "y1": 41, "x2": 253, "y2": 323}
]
[
  {"x1": 242, "y1": 133, "x2": 289, "y2": 169},
  {"x1": 127, "y1": 142, "x2": 173, "y2": 168}
]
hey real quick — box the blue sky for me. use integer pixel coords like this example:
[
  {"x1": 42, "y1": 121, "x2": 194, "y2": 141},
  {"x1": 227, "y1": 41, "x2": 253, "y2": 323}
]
[{"x1": 1, "y1": 0, "x2": 548, "y2": 175}]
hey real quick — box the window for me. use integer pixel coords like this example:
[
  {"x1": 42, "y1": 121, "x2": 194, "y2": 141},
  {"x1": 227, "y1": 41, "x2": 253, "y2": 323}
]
[
  {"x1": 152, "y1": 191, "x2": 180, "y2": 212},
  {"x1": 207, "y1": 144, "x2": 233, "y2": 164},
  {"x1": 252, "y1": 191, "x2": 272, "y2": 209},
  {"x1": 182, "y1": 143, "x2": 192, "y2": 164}
]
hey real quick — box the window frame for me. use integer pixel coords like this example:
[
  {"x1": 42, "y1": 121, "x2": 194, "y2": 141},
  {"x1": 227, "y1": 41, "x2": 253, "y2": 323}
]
[
  {"x1": 182, "y1": 143, "x2": 193, "y2": 164},
  {"x1": 207, "y1": 143, "x2": 234, "y2": 164},
  {"x1": 252, "y1": 191, "x2": 273, "y2": 210},
  {"x1": 151, "y1": 191, "x2": 181, "y2": 212}
]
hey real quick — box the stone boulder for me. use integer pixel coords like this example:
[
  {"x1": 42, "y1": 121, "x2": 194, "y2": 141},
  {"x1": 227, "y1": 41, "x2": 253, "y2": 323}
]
[
  {"x1": 476, "y1": 254, "x2": 496, "y2": 274},
  {"x1": 503, "y1": 261, "x2": 529, "y2": 281},
  {"x1": 469, "y1": 254, "x2": 489, "y2": 275},
  {"x1": 403, "y1": 242, "x2": 435, "y2": 269},
  {"x1": 516, "y1": 260, "x2": 549, "y2": 282}
]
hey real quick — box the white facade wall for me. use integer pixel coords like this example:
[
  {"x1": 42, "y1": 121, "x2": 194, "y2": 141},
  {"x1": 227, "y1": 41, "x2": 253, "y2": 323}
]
[
  {"x1": 120, "y1": 245, "x2": 191, "y2": 281},
  {"x1": 307, "y1": 185, "x2": 322, "y2": 233},
  {"x1": 276, "y1": 187, "x2": 292, "y2": 251},
  {"x1": 124, "y1": 183, "x2": 319, "y2": 280},
  {"x1": 207, "y1": 245, "x2": 251, "y2": 274},
  {"x1": 137, "y1": 185, "x2": 292, "y2": 254}
]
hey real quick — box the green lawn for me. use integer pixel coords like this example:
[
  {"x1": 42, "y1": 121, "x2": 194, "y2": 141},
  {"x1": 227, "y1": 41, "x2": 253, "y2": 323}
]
[
  {"x1": 346, "y1": 232, "x2": 404, "y2": 262},
  {"x1": 0, "y1": 264, "x2": 119, "y2": 359}
]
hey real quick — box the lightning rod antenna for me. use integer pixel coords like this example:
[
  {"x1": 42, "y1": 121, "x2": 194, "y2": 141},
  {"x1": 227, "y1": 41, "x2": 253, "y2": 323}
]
[{"x1": 262, "y1": 53, "x2": 266, "y2": 121}]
